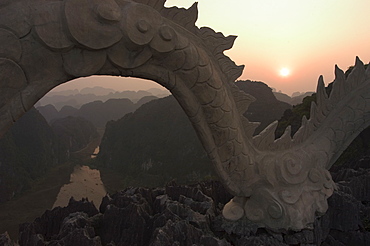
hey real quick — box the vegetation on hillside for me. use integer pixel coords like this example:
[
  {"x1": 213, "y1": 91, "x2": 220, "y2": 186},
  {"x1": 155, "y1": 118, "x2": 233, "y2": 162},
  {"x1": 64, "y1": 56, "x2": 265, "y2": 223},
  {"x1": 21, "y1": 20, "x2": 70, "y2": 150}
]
[
  {"x1": 0, "y1": 109, "x2": 99, "y2": 203},
  {"x1": 51, "y1": 116, "x2": 99, "y2": 153},
  {"x1": 0, "y1": 108, "x2": 63, "y2": 202}
]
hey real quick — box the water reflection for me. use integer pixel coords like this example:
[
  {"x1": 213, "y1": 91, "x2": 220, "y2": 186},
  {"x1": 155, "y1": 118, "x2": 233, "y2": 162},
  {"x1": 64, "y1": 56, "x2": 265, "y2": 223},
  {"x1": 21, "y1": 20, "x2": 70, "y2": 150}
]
[
  {"x1": 91, "y1": 146, "x2": 100, "y2": 158},
  {"x1": 53, "y1": 165, "x2": 106, "y2": 209}
]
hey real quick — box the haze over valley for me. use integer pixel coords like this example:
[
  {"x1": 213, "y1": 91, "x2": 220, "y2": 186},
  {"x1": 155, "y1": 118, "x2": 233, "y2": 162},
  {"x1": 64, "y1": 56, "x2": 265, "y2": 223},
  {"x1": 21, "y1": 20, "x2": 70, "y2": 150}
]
[{"x1": 0, "y1": 76, "x2": 369, "y2": 244}]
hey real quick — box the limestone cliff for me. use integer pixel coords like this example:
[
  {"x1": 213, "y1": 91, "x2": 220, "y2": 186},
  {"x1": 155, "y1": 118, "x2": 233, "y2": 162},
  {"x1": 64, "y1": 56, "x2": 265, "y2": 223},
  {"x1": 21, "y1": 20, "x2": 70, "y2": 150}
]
[{"x1": 0, "y1": 108, "x2": 62, "y2": 202}]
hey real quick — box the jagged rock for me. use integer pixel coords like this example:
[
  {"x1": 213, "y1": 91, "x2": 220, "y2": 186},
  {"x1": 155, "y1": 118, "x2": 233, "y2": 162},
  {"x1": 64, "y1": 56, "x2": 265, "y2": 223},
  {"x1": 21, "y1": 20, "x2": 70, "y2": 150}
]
[
  {"x1": 327, "y1": 230, "x2": 370, "y2": 246},
  {"x1": 150, "y1": 220, "x2": 204, "y2": 246},
  {"x1": 336, "y1": 170, "x2": 370, "y2": 202},
  {"x1": 213, "y1": 216, "x2": 259, "y2": 237},
  {"x1": 19, "y1": 197, "x2": 99, "y2": 246},
  {"x1": 0, "y1": 231, "x2": 14, "y2": 246},
  {"x1": 284, "y1": 229, "x2": 314, "y2": 245},
  {"x1": 237, "y1": 234, "x2": 288, "y2": 246},
  {"x1": 326, "y1": 191, "x2": 362, "y2": 231},
  {"x1": 15, "y1": 173, "x2": 369, "y2": 246},
  {"x1": 20, "y1": 212, "x2": 102, "y2": 246}
]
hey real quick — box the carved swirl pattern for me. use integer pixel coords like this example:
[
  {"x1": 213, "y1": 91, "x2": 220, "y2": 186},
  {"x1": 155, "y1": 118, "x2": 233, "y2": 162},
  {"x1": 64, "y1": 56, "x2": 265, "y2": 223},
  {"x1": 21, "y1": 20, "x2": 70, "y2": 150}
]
[{"x1": 226, "y1": 149, "x2": 336, "y2": 229}]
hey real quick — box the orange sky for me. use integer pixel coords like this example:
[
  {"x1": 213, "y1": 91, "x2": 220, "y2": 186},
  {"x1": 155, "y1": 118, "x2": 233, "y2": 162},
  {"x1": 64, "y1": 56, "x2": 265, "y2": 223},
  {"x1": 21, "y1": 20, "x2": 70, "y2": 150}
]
[{"x1": 55, "y1": 0, "x2": 370, "y2": 96}]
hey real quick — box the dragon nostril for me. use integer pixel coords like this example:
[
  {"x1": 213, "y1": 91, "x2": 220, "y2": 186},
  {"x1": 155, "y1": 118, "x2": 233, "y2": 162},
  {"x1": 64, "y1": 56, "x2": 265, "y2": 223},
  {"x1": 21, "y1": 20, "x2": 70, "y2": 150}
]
[{"x1": 136, "y1": 20, "x2": 150, "y2": 33}]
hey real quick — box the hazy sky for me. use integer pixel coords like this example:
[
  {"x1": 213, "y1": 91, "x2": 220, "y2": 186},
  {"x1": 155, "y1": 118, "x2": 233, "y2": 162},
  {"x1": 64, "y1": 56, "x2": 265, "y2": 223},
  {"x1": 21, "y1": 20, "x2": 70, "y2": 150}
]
[{"x1": 55, "y1": 0, "x2": 370, "y2": 96}]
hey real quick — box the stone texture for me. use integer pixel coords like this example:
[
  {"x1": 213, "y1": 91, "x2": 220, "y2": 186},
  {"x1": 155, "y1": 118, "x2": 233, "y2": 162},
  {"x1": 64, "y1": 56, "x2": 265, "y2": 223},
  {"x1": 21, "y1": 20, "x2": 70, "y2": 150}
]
[
  {"x1": 1, "y1": 0, "x2": 370, "y2": 231},
  {"x1": 19, "y1": 197, "x2": 99, "y2": 245},
  {"x1": 15, "y1": 156, "x2": 369, "y2": 246},
  {"x1": 62, "y1": 48, "x2": 106, "y2": 77},
  {"x1": 34, "y1": 2, "x2": 74, "y2": 50},
  {"x1": 107, "y1": 40, "x2": 152, "y2": 69},
  {"x1": 0, "y1": 232, "x2": 14, "y2": 246},
  {"x1": 64, "y1": 0, "x2": 123, "y2": 49},
  {"x1": 0, "y1": 28, "x2": 21, "y2": 62}
]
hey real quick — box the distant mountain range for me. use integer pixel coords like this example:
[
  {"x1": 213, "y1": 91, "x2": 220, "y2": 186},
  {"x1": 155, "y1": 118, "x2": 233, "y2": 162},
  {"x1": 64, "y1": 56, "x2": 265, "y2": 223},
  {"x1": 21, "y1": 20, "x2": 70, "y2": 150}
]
[
  {"x1": 37, "y1": 96, "x2": 159, "y2": 128},
  {"x1": 37, "y1": 87, "x2": 170, "y2": 110}
]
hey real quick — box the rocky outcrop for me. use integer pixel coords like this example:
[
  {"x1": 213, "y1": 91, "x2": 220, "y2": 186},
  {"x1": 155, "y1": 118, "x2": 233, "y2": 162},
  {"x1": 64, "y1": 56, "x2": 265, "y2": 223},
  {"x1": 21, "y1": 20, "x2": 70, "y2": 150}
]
[
  {"x1": 0, "y1": 232, "x2": 13, "y2": 246},
  {"x1": 14, "y1": 160, "x2": 369, "y2": 246},
  {"x1": 18, "y1": 198, "x2": 100, "y2": 246},
  {"x1": 0, "y1": 108, "x2": 65, "y2": 203},
  {"x1": 51, "y1": 116, "x2": 98, "y2": 153}
]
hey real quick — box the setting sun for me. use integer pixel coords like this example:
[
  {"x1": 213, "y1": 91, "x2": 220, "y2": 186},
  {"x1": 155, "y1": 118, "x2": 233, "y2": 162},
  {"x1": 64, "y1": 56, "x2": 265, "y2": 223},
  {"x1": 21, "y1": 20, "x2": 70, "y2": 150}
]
[{"x1": 279, "y1": 68, "x2": 290, "y2": 77}]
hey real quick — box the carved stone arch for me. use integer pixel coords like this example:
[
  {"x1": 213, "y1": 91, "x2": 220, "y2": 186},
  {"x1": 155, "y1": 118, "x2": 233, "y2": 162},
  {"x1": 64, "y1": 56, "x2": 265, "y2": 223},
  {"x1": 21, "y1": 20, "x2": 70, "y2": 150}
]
[{"x1": 1, "y1": 0, "x2": 370, "y2": 230}]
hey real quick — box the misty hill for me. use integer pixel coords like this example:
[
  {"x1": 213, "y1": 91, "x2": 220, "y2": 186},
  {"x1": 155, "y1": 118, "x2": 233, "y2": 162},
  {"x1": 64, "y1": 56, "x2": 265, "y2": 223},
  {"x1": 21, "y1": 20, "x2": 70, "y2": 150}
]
[
  {"x1": 51, "y1": 116, "x2": 98, "y2": 154},
  {"x1": 97, "y1": 81, "x2": 291, "y2": 187},
  {"x1": 135, "y1": 95, "x2": 159, "y2": 108},
  {"x1": 274, "y1": 91, "x2": 314, "y2": 105},
  {"x1": 39, "y1": 88, "x2": 170, "y2": 110},
  {"x1": 77, "y1": 99, "x2": 136, "y2": 128},
  {"x1": 45, "y1": 89, "x2": 79, "y2": 97},
  {"x1": 58, "y1": 105, "x2": 78, "y2": 118},
  {"x1": 37, "y1": 104, "x2": 59, "y2": 122},
  {"x1": 80, "y1": 86, "x2": 115, "y2": 96},
  {"x1": 236, "y1": 80, "x2": 292, "y2": 134},
  {"x1": 0, "y1": 108, "x2": 64, "y2": 202},
  {"x1": 38, "y1": 97, "x2": 160, "y2": 128}
]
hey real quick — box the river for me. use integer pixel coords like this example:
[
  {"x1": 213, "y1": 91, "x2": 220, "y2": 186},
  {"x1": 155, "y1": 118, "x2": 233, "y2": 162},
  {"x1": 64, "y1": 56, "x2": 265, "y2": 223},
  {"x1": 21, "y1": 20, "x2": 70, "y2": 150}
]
[
  {"x1": 0, "y1": 133, "x2": 106, "y2": 239},
  {"x1": 52, "y1": 165, "x2": 106, "y2": 209}
]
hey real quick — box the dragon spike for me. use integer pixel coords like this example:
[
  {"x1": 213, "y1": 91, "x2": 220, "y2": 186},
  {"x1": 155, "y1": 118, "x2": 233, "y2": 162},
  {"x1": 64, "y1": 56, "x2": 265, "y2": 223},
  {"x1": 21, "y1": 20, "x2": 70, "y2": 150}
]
[
  {"x1": 316, "y1": 75, "x2": 328, "y2": 113},
  {"x1": 347, "y1": 56, "x2": 365, "y2": 88},
  {"x1": 252, "y1": 120, "x2": 278, "y2": 150},
  {"x1": 273, "y1": 125, "x2": 292, "y2": 150},
  {"x1": 366, "y1": 61, "x2": 370, "y2": 78},
  {"x1": 292, "y1": 115, "x2": 308, "y2": 143},
  {"x1": 355, "y1": 56, "x2": 364, "y2": 67},
  {"x1": 330, "y1": 65, "x2": 346, "y2": 101}
]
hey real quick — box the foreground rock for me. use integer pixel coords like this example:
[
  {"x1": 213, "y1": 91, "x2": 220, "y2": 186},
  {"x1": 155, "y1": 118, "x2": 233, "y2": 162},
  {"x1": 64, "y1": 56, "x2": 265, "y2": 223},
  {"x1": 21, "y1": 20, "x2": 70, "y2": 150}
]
[
  {"x1": 1, "y1": 154, "x2": 368, "y2": 245},
  {"x1": 9, "y1": 163, "x2": 368, "y2": 246}
]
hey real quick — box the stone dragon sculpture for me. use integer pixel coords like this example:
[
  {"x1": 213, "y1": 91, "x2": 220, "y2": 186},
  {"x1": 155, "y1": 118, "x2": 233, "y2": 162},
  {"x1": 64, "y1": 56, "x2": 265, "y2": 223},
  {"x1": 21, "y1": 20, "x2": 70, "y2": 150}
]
[{"x1": 0, "y1": 0, "x2": 369, "y2": 230}]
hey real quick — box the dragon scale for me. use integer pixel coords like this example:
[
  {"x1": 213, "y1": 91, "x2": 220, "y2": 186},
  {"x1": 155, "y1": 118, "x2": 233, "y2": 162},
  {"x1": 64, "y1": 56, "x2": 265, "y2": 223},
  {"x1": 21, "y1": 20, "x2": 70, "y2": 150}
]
[{"x1": 0, "y1": 0, "x2": 369, "y2": 230}]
